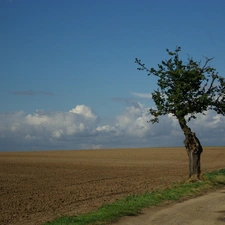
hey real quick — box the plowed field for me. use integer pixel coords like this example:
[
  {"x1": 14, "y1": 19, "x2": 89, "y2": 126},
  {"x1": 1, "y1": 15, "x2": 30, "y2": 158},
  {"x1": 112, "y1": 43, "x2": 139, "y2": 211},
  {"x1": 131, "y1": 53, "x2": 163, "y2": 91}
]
[{"x1": 0, "y1": 147, "x2": 224, "y2": 225}]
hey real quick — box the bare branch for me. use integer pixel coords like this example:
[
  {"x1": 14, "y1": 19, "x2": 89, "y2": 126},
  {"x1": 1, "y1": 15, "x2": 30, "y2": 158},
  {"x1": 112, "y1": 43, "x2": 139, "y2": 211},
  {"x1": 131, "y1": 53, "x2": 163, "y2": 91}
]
[{"x1": 200, "y1": 56, "x2": 214, "y2": 72}]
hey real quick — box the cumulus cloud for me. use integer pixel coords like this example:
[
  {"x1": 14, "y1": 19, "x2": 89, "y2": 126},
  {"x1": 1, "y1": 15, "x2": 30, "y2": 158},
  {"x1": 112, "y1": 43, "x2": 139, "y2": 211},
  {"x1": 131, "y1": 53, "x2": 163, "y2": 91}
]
[
  {"x1": 0, "y1": 105, "x2": 99, "y2": 151},
  {"x1": 0, "y1": 103, "x2": 224, "y2": 151}
]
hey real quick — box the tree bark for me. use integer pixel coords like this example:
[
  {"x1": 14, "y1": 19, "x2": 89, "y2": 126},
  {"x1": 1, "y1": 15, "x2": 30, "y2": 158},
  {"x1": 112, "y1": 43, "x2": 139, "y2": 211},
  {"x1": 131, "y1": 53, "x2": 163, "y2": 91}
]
[
  {"x1": 184, "y1": 131, "x2": 203, "y2": 180},
  {"x1": 178, "y1": 118, "x2": 203, "y2": 180}
]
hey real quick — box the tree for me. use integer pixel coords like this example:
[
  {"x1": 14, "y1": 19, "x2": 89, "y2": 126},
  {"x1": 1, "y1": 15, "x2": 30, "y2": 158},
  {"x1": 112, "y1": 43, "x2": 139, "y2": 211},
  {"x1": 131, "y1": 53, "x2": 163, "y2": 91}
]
[{"x1": 135, "y1": 47, "x2": 225, "y2": 180}]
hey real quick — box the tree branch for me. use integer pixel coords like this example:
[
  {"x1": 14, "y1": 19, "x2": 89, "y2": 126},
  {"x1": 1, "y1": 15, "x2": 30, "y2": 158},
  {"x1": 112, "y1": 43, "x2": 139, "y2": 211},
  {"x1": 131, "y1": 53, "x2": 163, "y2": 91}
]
[
  {"x1": 200, "y1": 56, "x2": 214, "y2": 73},
  {"x1": 206, "y1": 75, "x2": 217, "y2": 94}
]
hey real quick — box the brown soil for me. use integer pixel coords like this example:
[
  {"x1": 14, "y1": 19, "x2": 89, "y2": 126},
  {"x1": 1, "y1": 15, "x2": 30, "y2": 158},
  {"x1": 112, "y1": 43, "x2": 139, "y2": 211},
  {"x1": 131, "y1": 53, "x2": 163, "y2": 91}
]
[{"x1": 0, "y1": 147, "x2": 224, "y2": 225}]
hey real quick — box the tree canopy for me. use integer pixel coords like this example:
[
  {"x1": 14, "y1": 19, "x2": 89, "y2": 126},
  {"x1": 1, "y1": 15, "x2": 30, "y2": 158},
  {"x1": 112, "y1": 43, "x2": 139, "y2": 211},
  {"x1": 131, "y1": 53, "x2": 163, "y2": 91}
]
[{"x1": 135, "y1": 47, "x2": 225, "y2": 124}]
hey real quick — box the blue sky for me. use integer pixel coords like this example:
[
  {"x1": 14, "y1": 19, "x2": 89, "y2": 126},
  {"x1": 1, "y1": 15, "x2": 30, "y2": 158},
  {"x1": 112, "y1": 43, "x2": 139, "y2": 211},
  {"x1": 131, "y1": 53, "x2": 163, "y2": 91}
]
[{"x1": 1, "y1": 0, "x2": 225, "y2": 151}]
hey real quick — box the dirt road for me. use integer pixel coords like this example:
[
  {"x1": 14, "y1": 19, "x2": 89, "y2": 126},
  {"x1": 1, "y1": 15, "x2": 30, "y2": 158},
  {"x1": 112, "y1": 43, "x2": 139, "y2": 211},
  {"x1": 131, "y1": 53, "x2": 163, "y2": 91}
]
[{"x1": 115, "y1": 188, "x2": 225, "y2": 225}]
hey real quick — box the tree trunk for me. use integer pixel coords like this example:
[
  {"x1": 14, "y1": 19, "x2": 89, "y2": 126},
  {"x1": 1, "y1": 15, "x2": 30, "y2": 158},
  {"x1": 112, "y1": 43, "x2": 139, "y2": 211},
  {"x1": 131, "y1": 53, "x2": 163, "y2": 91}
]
[
  {"x1": 184, "y1": 132, "x2": 203, "y2": 180},
  {"x1": 178, "y1": 118, "x2": 203, "y2": 180}
]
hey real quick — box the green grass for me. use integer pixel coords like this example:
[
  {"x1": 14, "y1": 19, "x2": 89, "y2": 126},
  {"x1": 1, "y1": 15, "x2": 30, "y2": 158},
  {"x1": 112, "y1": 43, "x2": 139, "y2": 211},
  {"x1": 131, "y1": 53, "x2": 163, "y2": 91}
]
[{"x1": 44, "y1": 169, "x2": 225, "y2": 225}]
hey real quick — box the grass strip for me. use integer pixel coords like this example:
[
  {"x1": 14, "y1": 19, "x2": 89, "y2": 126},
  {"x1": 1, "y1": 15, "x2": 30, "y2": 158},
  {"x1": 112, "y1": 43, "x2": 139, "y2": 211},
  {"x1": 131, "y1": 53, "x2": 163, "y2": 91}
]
[{"x1": 44, "y1": 168, "x2": 225, "y2": 225}]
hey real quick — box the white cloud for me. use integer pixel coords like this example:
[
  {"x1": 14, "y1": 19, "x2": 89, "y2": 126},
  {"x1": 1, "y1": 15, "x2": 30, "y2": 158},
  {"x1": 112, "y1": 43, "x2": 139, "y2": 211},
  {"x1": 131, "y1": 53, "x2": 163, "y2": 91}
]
[
  {"x1": 0, "y1": 103, "x2": 224, "y2": 151},
  {"x1": 131, "y1": 92, "x2": 152, "y2": 99},
  {"x1": 69, "y1": 105, "x2": 97, "y2": 119}
]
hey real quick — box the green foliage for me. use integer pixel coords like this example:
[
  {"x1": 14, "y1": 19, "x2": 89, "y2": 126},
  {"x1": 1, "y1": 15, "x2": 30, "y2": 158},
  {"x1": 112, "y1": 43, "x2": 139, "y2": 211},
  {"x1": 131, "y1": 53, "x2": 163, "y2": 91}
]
[
  {"x1": 135, "y1": 47, "x2": 225, "y2": 123},
  {"x1": 205, "y1": 168, "x2": 225, "y2": 185}
]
